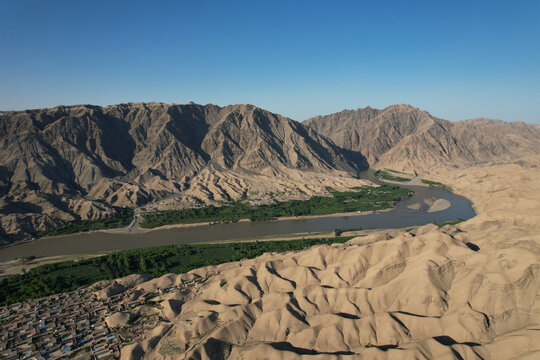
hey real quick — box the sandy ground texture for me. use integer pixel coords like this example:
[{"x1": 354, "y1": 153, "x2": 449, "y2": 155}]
[
  {"x1": 406, "y1": 198, "x2": 451, "y2": 213},
  {"x1": 427, "y1": 198, "x2": 451, "y2": 213},
  {"x1": 99, "y1": 158, "x2": 539, "y2": 360}
]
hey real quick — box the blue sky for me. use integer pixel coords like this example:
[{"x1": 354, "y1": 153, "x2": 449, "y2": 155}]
[{"x1": 1, "y1": 0, "x2": 539, "y2": 123}]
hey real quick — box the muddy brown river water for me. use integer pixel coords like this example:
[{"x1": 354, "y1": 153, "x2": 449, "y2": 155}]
[{"x1": 0, "y1": 173, "x2": 475, "y2": 262}]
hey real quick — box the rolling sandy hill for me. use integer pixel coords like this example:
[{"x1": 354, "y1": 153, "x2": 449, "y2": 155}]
[
  {"x1": 98, "y1": 157, "x2": 540, "y2": 359},
  {"x1": 0, "y1": 103, "x2": 367, "y2": 242},
  {"x1": 304, "y1": 105, "x2": 540, "y2": 172}
]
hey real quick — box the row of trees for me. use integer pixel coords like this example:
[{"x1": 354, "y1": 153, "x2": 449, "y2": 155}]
[
  {"x1": 0, "y1": 236, "x2": 353, "y2": 305},
  {"x1": 374, "y1": 170, "x2": 411, "y2": 182},
  {"x1": 40, "y1": 207, "x2": 134, "y2": 237},
  {"x1": 141, "y1": 185, "x2": 412, "y2": 228},
  {"x1": 421, "y1": 179, "x2": 452, "y2": 190}
]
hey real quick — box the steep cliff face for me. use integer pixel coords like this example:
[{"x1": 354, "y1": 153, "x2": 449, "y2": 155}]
[
  {"x1": 305, "y1": 105, "x2": 540, "y2": 172},
  {"x1": 0, "y1": 102, "x2": 365, "y2": 242}
]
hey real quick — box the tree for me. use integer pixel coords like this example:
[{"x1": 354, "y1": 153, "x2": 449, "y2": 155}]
[{"x1": 139, "y1": 256, "x2": 148, "y2": 273}]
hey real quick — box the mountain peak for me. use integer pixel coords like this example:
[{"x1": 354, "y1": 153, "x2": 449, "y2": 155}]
[
  {"x1": 305, "y1": 104, "x2": 540, "y2": 171},
  {"x1": 383, "y1": 104, "x2": 418, "y2": 111}
]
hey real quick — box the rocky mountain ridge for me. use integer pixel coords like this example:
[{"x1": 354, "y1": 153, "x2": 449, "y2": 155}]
[
  {"x1": 304, "y1": 104, "x2": 540, "y2": 172},
  {"x1": 0, "y1": 102, "x2": 366, "y2": 242}
]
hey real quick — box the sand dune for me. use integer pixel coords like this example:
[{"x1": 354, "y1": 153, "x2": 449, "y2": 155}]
[{"x1": 101, "y1": 158, "x2": 540, "y2": 359}]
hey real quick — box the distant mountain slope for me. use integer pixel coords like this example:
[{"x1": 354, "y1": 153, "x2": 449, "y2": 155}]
[
  {"x1": 305, "y1": 105, "x2": 540, "y2": 171},
  {"x1": 0, "y1": 103, "x2": 366, "y2": 242}
]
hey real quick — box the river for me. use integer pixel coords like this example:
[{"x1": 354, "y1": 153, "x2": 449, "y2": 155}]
[{"x1": 0, "y1": 173, "x2": 475, "y2": 262}]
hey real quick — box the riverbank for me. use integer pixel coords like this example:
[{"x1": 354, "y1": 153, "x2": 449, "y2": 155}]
[
  {"x1": 4, "y1": 171, "x2": 443, "y2": 247},
  {"x1": 0, "y1": 189, "x2": 460, "y2": 273},
  {"x1": 0, "y1": 252, "x2": 112, "y2": 279},
  {"x1": 0, "y1": 226, "x2": 380, "y2": 278},
  {"x1": 138, "y1": 185, "x2": 411, "y2": 229},
  {"x1": 5, "y1": 185, "x2": 408, "y2": 244},
  {"x1": 5, "y1": 207, "x2": 392, "y2": 245},
  {"x1": 3, "y1": 234, "x2": 376, "y2": 305},
  {"x1": 124, "y1": 207, "x2": 393, "y2": 234},
  {"x1": 0, "y1": 184, "x2": 473, "y2": 262}
]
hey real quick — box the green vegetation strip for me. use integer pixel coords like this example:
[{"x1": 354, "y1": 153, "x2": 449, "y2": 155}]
[
  {"x1": 385, "y1": 168, "x2": 413, "y2": 176},
  {"x1": 421, "y1": 179, "x2": 452, "y2": 190},
  {"x1": 40, "y1": 207, "x2": 133, "y2": 237},
  {"x1": 0, "y1": 236, "x2": 354, "y2": 306},
  {"x1": 436, "y1": 218, "x2": 465, "y2": 227},
  {"x1": 374, "y1": 170, "x2": 411, "y2": 182},
  {"x1": 141, "y1": 185, "x2": 412, "y2": 228}
]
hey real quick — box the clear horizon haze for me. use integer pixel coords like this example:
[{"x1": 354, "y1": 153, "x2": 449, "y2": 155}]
[{"x1": 1, "y1": 0, "x2": 539, "y2": 123}]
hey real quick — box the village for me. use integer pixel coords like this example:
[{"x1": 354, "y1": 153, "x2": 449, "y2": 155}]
[{"x1": 0, "y1": 282, "x2": 185, "y2": 360}]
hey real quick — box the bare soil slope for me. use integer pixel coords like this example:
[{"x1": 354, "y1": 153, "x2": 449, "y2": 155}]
[{"x1": 111, "y1": 157, "x2": 540, "y2": 359}]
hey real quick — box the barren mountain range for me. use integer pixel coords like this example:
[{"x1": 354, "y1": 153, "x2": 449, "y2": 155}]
[
  {"x1": 1, "y1": 102, "x2": 539, "y2": 242},
  {"x1": 305, "y1": 104, "x2": 540, "y2": 172},
  {"x1": 0, "y1": 102, "x2": 365, "y2": 242}
]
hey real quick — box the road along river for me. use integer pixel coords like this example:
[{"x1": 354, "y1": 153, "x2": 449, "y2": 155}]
[{"x1": 0, "y1": 178, "x2": 475, "y2": 262}]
